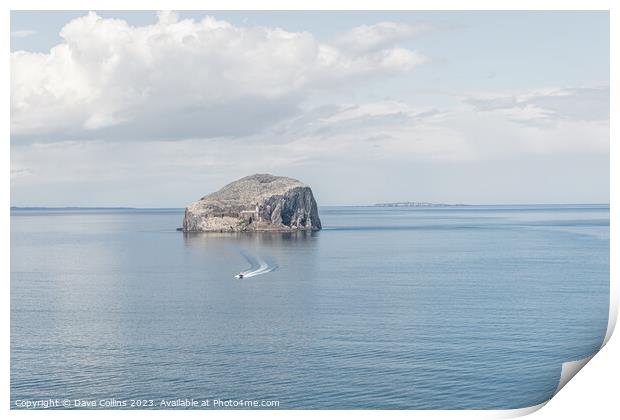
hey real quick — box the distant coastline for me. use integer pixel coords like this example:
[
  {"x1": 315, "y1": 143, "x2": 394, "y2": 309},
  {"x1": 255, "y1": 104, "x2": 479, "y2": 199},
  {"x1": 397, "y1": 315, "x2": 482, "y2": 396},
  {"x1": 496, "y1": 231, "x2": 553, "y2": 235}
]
[
  {"x1": 9, "y1": 206, "x2": 183, "y2": 212},
  {"x1": 373, "y1": 202, "x2": 470, "y2": 208},
  {"x1": 10, "y1": 206, "x2": 138, "y2": 210}
]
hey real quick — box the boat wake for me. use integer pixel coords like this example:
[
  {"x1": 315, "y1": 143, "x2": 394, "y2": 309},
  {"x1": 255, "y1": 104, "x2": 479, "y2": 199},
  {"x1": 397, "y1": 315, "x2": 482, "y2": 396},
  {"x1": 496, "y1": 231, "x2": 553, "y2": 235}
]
[{"x1": 235, "y1": 251, "x2": 277, "y2": 279}]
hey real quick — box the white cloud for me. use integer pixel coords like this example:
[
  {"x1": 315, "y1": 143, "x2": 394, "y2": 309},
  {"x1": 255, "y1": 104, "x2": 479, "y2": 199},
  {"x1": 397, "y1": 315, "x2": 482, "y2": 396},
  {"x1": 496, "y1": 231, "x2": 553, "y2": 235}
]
[
  {"x1": 465, "y1": 86, "x2": 609, "y2": 126},
  {"x1": 11, "y1": 30, "x2": 36, "y2": 38},
  {"x1": 11, "y1": 95, "x2": 609, "y2": 206},
  {"x1": 10, "y1": 167, "x2": 32, "y2": 179},
  {"x1": 333, "y1": 21, "x2": 430, "y2": 53},
  {"x1": 11, "y1": 12, "x2": 425, "y2": 142}
]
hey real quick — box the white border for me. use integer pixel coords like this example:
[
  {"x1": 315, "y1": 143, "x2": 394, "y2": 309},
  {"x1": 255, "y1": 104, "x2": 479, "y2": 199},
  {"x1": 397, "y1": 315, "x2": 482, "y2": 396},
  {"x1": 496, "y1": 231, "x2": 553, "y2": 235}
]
[{"x1": 3, "y1": 1, "x2": 617, "y2": 419}]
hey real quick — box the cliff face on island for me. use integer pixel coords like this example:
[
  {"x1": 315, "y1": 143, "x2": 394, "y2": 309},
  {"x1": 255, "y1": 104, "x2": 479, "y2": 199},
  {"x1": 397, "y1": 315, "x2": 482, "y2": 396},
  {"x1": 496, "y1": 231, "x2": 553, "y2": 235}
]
[{"x1": 182, "y1": 174, "x2": 322, "y2": 232}]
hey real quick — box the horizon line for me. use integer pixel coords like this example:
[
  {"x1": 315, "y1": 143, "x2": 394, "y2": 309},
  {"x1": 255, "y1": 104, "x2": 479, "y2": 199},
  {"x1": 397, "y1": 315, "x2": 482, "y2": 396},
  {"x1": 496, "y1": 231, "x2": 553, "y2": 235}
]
[{"x1": 9, "y1": 203, "x2": 611, "y2": 210}]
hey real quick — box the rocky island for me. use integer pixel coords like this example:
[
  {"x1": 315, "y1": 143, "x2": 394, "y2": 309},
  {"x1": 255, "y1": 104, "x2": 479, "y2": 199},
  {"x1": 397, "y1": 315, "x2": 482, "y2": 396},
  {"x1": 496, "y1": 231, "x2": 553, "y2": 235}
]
[{"x1": 182, "y1": 174, "x2": 322, "y2": 232}]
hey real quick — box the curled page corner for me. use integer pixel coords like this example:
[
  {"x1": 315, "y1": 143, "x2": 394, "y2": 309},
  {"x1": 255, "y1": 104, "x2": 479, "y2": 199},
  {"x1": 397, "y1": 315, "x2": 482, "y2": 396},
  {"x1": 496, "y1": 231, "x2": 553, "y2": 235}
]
[
  {"x1": 493, "y1": 401, "x2": 548, "y2": 419},
  {"x1": 548, "y1": 285, "x2": 617, "y2": 399},
  {"x1": 602, "y1": 277, "x2": 618, "y2": 347},
  {"x1": 554, "y1": 354, "x2": 595, "y2": 396},
  {"x1": 492, "y1": 353, "x2": 599, "y2": 420}
]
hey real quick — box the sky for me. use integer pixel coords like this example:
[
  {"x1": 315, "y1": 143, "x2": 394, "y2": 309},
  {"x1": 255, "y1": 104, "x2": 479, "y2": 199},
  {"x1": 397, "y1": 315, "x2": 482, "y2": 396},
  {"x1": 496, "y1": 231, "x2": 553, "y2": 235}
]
[{"x1": 10, "y1": 11, "x2": 610, "y2": 207}]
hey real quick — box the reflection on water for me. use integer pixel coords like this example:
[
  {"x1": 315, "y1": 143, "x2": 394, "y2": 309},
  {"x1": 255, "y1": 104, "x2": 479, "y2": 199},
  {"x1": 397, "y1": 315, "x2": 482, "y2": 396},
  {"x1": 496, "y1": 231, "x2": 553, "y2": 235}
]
[{"x1": 183, "y1": 229, "x2": 320, "y2": 248}]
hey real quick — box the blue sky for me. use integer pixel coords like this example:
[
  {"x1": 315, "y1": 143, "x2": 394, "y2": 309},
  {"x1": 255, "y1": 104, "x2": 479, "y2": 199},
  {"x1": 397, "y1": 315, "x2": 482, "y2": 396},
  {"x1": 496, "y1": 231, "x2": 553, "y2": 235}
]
[{"x1": 10, "y1": 11, "x2": 610, "y2": 206}]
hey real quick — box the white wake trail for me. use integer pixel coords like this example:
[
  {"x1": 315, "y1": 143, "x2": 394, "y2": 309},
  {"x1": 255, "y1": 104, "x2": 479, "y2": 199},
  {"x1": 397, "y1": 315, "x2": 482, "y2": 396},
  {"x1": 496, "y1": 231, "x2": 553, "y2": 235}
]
[{"x1": 237, "y1": 255, "x2": 276, "y2": 278}]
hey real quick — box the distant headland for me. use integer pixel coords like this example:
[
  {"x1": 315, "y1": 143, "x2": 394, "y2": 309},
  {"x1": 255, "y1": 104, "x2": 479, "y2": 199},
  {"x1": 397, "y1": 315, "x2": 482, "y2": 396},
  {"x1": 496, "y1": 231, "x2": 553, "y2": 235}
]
[
  {"x1": 10, "y1": 206, "x2": 138, "y2": 210},
  {"x1": 181, "y1": 174, "x2": 322, "y2": 232},
  {"x1": 373, "y1": 202, "x2": 470, "y2": 208}
]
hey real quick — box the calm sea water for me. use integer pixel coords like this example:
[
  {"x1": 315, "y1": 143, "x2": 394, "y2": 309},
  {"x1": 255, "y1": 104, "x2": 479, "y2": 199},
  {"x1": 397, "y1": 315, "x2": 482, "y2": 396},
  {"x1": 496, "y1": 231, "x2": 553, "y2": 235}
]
[{"x1": 10, "y1": 205, "x2": 609, "y2": 409}]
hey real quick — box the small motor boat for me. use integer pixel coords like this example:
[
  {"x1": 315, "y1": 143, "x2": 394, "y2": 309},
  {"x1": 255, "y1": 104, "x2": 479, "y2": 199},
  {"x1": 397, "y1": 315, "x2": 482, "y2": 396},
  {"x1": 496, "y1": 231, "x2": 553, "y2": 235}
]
[{"x1": 235, "y1": 273, "x2": 244, "y2": 279}]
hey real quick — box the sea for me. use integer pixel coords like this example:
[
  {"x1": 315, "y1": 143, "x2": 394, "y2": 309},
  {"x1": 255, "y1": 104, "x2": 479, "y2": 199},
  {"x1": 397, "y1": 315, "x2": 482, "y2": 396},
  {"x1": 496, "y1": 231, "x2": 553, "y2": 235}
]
[{"x1": 10, "y1": 204, "x2": 609, "y2": 409}]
